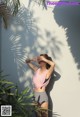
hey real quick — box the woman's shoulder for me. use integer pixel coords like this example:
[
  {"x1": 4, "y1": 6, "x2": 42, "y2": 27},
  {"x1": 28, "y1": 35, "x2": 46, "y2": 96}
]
[{"x1": 35, "y1": 67, "x2": 40, "y2": 73}]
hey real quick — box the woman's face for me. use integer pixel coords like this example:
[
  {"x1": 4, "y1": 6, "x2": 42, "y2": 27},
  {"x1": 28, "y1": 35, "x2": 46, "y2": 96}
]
[
  {"x1": 38, "y1": 61, "x2": 46, "y2": 67},
  {"x1": 38, "y1": 55, "x2": 46, "y2": 67}
]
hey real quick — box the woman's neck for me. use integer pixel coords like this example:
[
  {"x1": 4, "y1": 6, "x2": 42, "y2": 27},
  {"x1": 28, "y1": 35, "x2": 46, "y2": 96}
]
[{"x1": 40, "y1": 66, "x2": 46, "y2": 71}]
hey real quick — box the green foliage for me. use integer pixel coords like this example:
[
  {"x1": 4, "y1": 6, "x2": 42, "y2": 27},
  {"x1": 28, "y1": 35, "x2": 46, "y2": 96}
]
[
  {"x1": 0, "y1": 71, "x2": 39, "y2": 117},
  {"x1": 0, "y1": 0, "x2": 47, "y2": 29},
  {"x1": 1, "y1": 0, "x2": 20, "y2": 15},
  {"x1": 0, "y1": 0, "x2": 20, "y2": 28},
  {"x1": 0, "y1": 71, "x2": 48, "y2": 117}
]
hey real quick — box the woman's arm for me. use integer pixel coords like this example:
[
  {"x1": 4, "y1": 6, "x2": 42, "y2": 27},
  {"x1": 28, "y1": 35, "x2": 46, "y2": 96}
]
[
  {"x1": 38, "y1": 56, "x2": 55, "y2": 79},
  {"x1": 25, "y1": 57, "x2": 38, "y2": 72}
]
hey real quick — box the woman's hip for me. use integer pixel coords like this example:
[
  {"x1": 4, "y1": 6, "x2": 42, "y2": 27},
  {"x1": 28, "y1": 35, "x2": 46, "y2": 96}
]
[{"x1": 34, "y1": 91, "x2": 48, "y2": 104}]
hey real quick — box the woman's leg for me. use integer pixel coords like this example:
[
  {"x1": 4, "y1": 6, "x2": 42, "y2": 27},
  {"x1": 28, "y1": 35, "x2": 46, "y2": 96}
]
[
  {"x1": 34, "y1": 92, "x2": 48, "y2": 117},
  {"x1": 36, "y1": 102, "x2": 48, "y2": 117},
  {"x1": 41, "y1": 102, "x2": 48, "y2": 109},
  {"x1": 40, "y1": 102, "x2": 48, "y2": 117}
]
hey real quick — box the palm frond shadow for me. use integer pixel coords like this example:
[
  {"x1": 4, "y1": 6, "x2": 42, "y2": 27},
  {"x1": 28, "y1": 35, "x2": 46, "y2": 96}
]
[{"x1": 1, "y1": 4, "x2": 43, "y2": 91}]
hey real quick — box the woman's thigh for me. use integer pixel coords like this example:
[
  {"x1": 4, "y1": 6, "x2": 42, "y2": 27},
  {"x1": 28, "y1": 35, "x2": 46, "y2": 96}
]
[
  {"x1": 41, "y1": 102, "x2": 48, "y2": 117},
  {"x1": 34, "y1": 91, "x2": 48, "y2": 104},
  {"x1": 41, "y1": 102, "x2": 48, "y2": 109}
]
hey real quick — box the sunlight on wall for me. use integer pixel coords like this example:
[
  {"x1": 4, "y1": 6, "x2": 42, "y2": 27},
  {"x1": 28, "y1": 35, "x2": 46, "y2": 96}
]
[{"x1": 1, "y1": 0, "x2": 80, "y2": 117}]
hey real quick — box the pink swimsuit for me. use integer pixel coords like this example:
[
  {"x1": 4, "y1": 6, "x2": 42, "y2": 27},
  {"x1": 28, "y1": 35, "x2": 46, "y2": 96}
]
[{"x1": 33, "y1": 68, "x2": 50, "y2": 89}]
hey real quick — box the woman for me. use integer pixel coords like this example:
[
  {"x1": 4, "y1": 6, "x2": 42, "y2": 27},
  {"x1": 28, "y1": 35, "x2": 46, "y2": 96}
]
[{"x1": 26, "y1": 54, "x2": 55, "y2": 117}]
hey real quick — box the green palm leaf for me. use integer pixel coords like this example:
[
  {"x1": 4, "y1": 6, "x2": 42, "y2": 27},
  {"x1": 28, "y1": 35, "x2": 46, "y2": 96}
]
[
  {"x1": 0, "y1": 0, "x2": 20, "y2": 29},
  {"x1": 0, "y1": 80, "x2": 14, "y2": 84}
]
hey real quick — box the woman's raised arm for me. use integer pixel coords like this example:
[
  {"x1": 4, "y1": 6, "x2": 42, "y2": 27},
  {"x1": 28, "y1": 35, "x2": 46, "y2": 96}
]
[{"x1": 25, "y1": 57, "x2": 38, "y2": 72}]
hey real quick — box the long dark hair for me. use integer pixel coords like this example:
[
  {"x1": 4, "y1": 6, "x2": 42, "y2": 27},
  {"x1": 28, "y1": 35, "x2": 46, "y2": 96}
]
[{"x1": 40, "y1": 54, "x2": 52, "y2": 69}]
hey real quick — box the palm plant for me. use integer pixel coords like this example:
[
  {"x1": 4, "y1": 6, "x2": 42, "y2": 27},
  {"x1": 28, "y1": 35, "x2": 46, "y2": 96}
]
[
  {"x1": 0, "y1": 71, "x2": 47, "y2": 117},
  {"x1": 0, "y1": 0, "x2": 47, "y2": 29},
  {"x1": 0, "y1": 71, "x2": 34, "y2": 117},
  {"x1": 0, "y1": 0, "x2": 20, "y2": 28}
]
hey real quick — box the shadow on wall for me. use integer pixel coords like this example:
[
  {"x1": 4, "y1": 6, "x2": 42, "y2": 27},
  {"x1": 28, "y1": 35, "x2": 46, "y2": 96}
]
[
  {"x1": 1, "y1": 3, "x2": 62, "y2": 116},
  {"x1": 44, "y1": 29, "x2": 63, "y2": 61},
  {"x1": 1, "y1": 4, "x2": 41, "y2": 91},
  {"x1": 46, "y1": 70, "x2": 61, "y2": 117},
  {"x1": 1, "y1": 4, "x2": 63, "y2": 91},
  {"x1": 53, "y1": 0, "x2": 80, "y2": 79}
]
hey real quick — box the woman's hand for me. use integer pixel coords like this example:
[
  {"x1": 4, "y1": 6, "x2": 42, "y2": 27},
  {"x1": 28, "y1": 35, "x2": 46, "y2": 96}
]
[
  {"x1": 32, "y1": 57, "x2": 38, "y2": 62},
  {"x1": 25, "y1": 57, "x2": 38, "y2": 63},
  {"x1": 25, "y1": 57, "x2": 39, "y2": 71},
  {"x1": 37, "y1": 56, "x2": 46, "y2": 62},
  {"x1": 25, "y1": 58, "x2": 31, "y2": 63}
]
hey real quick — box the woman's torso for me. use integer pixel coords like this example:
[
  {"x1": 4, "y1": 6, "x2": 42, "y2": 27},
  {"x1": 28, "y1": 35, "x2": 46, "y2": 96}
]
[{"x1": 33, "y1": 68, "x2": 50, "y2": 92}]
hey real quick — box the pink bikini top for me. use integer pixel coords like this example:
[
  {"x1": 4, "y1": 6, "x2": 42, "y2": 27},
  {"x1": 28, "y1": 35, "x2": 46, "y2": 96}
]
[{"x1": 33, "y1": 68, "x2": 50, "y2": 89}]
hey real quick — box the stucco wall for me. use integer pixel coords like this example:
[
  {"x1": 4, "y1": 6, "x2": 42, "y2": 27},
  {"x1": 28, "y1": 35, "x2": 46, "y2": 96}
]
[{"x1": 1, "y1": 0, "x2": 80, "y2": 117}]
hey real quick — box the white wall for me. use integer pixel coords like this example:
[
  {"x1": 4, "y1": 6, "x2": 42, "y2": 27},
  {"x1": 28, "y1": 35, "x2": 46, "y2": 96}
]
[{"x1": 1, "y1": 0, "x2": 80, "y2": 117}]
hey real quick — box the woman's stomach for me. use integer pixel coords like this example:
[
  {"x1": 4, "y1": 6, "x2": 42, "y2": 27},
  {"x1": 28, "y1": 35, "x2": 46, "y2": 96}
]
[{"x1": 33, "y1": 87, "x2": 46, "y2": 92}]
